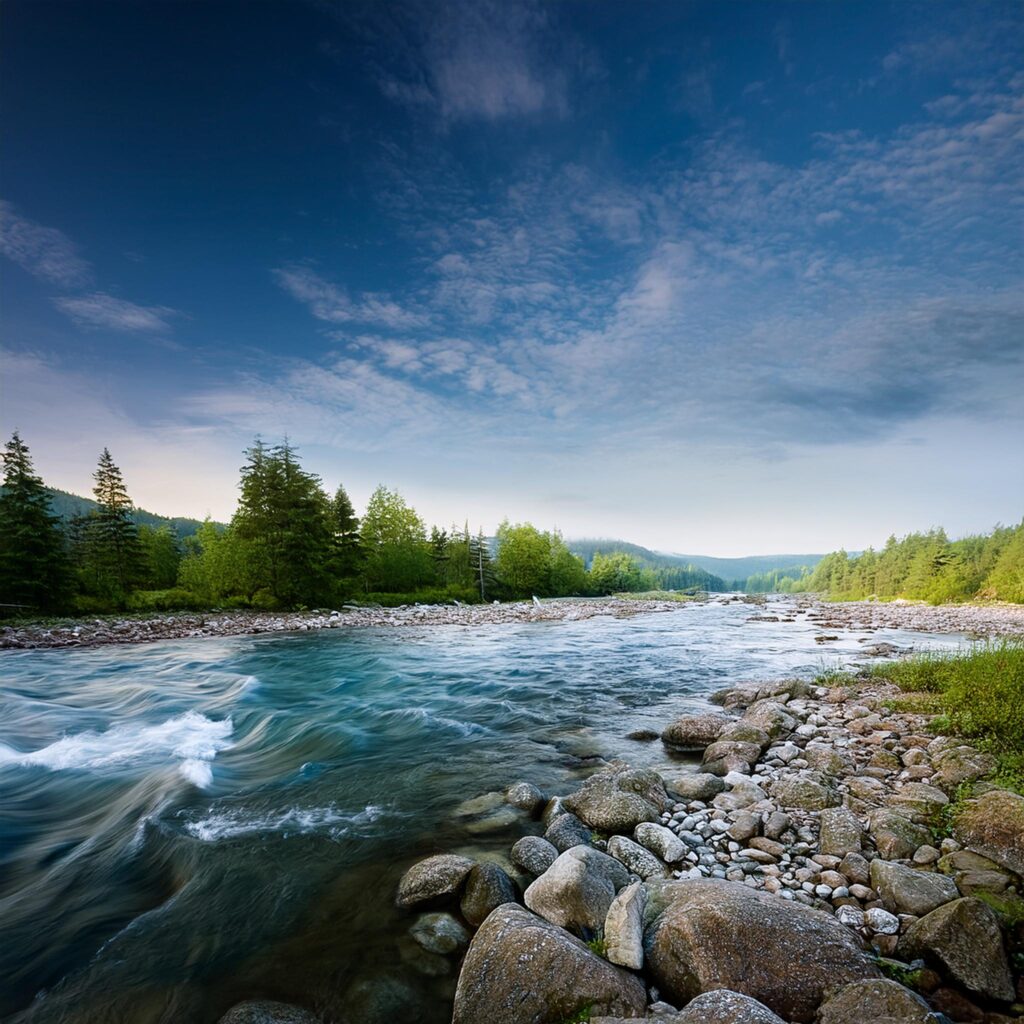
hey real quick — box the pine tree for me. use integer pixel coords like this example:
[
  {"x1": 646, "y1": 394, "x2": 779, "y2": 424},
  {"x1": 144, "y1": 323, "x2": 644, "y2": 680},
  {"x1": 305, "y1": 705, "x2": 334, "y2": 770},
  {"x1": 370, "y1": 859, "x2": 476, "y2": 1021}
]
[
  {"x1": 87, "y1": 447, "x2": 143, "y2": 598},
  {"x1": 0, "y1": 432, "x2": 70, "y2": 612},
  {"x1": 469, "y1": 528, "x2": 496, "y2": 601},
  {"x1": 331, "y1": 484, "x2": 362, "y2": 581}
]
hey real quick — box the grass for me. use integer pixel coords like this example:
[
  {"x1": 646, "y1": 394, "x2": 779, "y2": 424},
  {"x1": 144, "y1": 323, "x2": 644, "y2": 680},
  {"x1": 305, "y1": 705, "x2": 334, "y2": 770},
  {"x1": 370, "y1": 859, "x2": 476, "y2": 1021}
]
[
  {"x1": 558, "y1": 1006, "x2": 593, "y2": 1024},
  {"x1": 585, "y1": 936, "x2": 607, "y2": 958},
  {"x1": 613, "y1": 589, "x2": 697, "y2": 603},
  {"x1": 869, "y1": 640, "x2": 1024, "y2": 793}
]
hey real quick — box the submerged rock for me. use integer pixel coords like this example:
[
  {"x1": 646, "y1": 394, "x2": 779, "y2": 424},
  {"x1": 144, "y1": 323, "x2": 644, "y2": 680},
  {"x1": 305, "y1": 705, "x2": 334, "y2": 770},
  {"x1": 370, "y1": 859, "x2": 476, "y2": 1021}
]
[
  {"x1": 396, "y1": 854, "x2": 475, "y2": 908},
  {"x1": 218, "y1": 1002, "x2": 319, "y2": 1024},
  {"x1": 409, "y1": 911, "x2": 471, "y2": 955},
  {"x1": 460, "y1": 863, "x2": 518, "y2": 926},
  {"x1": 643, "y1": 879, "x2": 879, "y2": 1023},
  {"x1": 452, "y1": 904, "x2": 646, "y2": 1024}
]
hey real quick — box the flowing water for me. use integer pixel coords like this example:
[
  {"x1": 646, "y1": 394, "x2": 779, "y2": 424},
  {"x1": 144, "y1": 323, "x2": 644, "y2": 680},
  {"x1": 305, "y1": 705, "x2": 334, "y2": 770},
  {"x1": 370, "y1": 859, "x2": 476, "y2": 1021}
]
[{"x1": 0, "y1": 600, "x2": 968, "y2": 1023}]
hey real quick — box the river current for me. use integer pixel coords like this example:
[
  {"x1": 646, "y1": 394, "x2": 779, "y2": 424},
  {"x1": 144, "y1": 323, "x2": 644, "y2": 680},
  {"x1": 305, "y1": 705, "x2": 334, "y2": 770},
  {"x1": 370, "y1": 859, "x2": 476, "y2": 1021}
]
[{"x1": 0, "y1": 599, "x2": 967, "y2": 1023}]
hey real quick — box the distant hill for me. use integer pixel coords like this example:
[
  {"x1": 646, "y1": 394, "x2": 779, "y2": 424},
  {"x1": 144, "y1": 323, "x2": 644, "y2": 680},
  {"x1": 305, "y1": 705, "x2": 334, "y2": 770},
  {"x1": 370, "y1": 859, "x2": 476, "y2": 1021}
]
[
  {"x1": 42, "y1": 487, "x2": 214, "y2": 539},
  {"x1": 672, "y1": 552, "x2": 826, "y2": 582},
  {"x1": 567, "y1": 538, "x2": 728, "y2": 591}
]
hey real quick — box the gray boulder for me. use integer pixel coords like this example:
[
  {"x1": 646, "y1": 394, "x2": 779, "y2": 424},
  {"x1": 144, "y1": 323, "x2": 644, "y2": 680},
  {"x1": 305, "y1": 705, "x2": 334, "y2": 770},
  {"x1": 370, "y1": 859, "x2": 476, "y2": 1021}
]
[
  {"x1": 409, "y1": 911, "x2": 471, "y2": 955},
  {"x1": 607, "y1": 835, "x2": 670, "y2": 880},
  {"x1": 769, "y1": 774, "x2": 838, "y2": 811},
  {"x1": 634, "y1": 821, "x2": 687, "y2": 863},
  {"x1": 604, "y1": 880, "x2": 646, "y2": 970},
  {"x1": 510, "y1": 835, "x2": 559, "y2": 876},
  {"x1": 460, "y1": 862, "x2": 518, "y2": 926},
  {"x1": 815, "y1": 978, "x2": 939, "y2": 1024},
  {"x1": 819, "y1": 806, "x2": 864, "y2": 857},
  {"x1": 931, "y1": 746, "x2": 997, "y2": 790},
  {"x1": 953, "y1": 788, "x2": 1024, "y2": 877},
  {"x1": 899, "y1": 897, "x2": 1014, "y2": 1003},
  {"x1": 664, "y1": 772, "x2": 726, "y2": 802},
  {"x1": 869, "y1": 859, "x2": 959, "y2": 917},
  {"x1": 396, "y1": 853, "x2": 475, "y2": 908},
  {"x1": 544, "y1": 812, "x2": 593, "y2": 852},
  {"x1": 887, "y1": 783, "x2": 948, "y2": 823},
  {"x1": 661, "y1": 712, "x2": 731, "y2": 750},
  {"x1": 562, "y1": 763, "x2": 667, "y2": 832},
  {"x1": 524, "y1": 845, "x2": 630, "y2": 933},
  {"x1": 867, "y1": 809, "x2": 932, "y2": 860},
  {"x1": 218, "y1": 1003, "x2": 319, "y2": 1024},
  {"x1": 643, "y1": 879, "x2": 879, "y2": 1022},
  {"x1": 506, "y1": 781, "x2": 546, "y2": 814},
  {"x1": 675, "y1": 990, "x2": 786, "y2": 1024},
  {"x1": 742, "y1": 700, "x2": 798, "y2": 738},
  {"x1": 702, "y1": 739, "x2": 762, "y2": 774},
  {"x1": 452, "y1": 903, "x2": 647, "y2": 1024}
]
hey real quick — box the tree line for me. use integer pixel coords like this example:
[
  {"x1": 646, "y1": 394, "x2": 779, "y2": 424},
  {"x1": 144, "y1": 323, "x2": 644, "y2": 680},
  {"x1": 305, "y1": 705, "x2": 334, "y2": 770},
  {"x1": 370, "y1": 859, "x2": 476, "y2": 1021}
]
[
  {"x1": 784, "y1": 525, "x2": 1024, "y2": 604},
  {"x1": 0, "y1": 433, "x2": 717, "y2": 615}
]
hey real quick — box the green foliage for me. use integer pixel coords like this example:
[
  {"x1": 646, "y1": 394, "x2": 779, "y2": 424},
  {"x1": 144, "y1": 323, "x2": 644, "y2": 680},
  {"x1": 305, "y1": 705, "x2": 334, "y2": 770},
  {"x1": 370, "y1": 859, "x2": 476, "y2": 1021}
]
[
  {"x1": 798, "y1": 522, "x2": 1024, "y2": 603},
  {"x1": 974, "y1": 891, "x2": 1024, "y2": 927},
  {"x1": 875, "y1": 957, "x2": 926, "y2": 989},
  {"x1": 584, "y1": 936, "x2": 607, "y2": 958},
  {"x1": 331, "y1": 484, "x2": 362, "y2": 583},
  {"x1": 360, "y1": 485, "x2": 434, "y2": 592},
  {"x1": 558, "y1": 1005, "x2": 593, "y2": 1024},
  {"x1": 0, "y1": 432, "x2": 71, "y2": 613},
  {"x1": 124, "y1": 588, "x2": 207, "y2": 612},
  {"x1": 495, "y1": 521, "x2": 557, "y2": 597},
  {"x1": 589, "y1": 551, "x2": 648, "y2": 594},
  {"x1": 138, "y1": 524, "x2": 181, "y2": 588}
]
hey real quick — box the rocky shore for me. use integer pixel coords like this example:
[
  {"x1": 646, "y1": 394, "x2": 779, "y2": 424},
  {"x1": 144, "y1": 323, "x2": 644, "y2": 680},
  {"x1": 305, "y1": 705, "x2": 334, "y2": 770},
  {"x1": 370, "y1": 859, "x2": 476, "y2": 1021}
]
[
  {"x1": 222, "y1": 669, "x2": 1024, "y2": 1024},
  {"x1": 3, "y1": 596, "x2": 1024, "y2": 651}
]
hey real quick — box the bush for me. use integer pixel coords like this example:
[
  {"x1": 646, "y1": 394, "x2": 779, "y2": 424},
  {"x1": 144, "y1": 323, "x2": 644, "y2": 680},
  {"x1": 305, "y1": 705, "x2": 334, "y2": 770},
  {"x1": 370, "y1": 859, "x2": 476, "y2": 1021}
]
[{"x1": 125, "y1": 588, "x2": 206, "y2": 612}]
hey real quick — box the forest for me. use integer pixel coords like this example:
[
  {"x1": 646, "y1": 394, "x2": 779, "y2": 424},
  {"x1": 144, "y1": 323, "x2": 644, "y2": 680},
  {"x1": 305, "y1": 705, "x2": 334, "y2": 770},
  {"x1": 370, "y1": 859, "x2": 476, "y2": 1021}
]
[{"x1": 0, "y1": 433, "x2": 721, "y2": 615}]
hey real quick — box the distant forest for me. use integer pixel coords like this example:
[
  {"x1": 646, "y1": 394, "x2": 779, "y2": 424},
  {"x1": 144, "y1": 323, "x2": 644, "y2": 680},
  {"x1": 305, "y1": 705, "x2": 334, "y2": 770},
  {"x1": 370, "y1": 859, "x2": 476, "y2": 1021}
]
[{"x1": 0, "y1": 433, "x2": 729, "y2": 616}]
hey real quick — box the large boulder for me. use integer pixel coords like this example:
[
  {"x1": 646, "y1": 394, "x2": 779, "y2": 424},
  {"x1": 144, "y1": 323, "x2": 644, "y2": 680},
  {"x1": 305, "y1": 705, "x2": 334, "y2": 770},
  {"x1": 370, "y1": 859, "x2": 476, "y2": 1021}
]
[
  {"x1": 664, "y1": 772, "x2": 726, "y2": 802},
  {"x1": 218, "y1": 1003, "x2": 319, "y2": 1024},
  {"x1": 511, "y1": 835, "x2": 559, "y2": 876},
  {"x1": 604, "y1": 880, "x2": 645, "y2": 970},
  {"x1": 634, "y1": 822, "x2": 687, "y2": 863},
  {"x1": 887, "y1": 783, "x2": 948, "y2": 823},
  {"x1": 868, "y1": 859, "x2": 959, "y2": 917},
  {"x1": 562, "y1": 763, "x2": 668, "y2": 832},
  {"x1": 452, "y1": 903, "x2": 647, "y2": 1024},
  {"x1": 819, "y1": 806, "x2": 864, "y2": 857},
  {"x1": 396, "y1": 854, "x2": 475, "y2": 908},
  {"x1": 899, "y1": 897, "x2": 1014, "y2": 1003},
  {"x1": 674, "y1": 990, "x2": 786, "y2": 1023},
  {"x1": 544, "y1": 812, "x2": 593, "y2": 852},
  {"x1": 931, "y1": 746, "x2": 997, "y2": 790},
  {"x1": 460, "y1": 863, "x2": 518, "y2": 926},
  {"x1": 506, "y1": 781, "x2": 546, "y2": 815},
  {"x1": 607, "y1": 835, "x2": 669, "y2": 880},
  {"x1": 937, "y1": 849, "x2": 1015, "y2": 896},
  {"x1": 702, "y1": 739, "x2": 763, "y2": 775},
  {"x1": 742, "y1": 700, "x2": 798, "y2": 738},
  {"x1": 815, "y1": 978, "x2": 938, "y2": 1024},
  {"x1": 769, "y1": 774, "x2": 838, "y2": 811},
  {"x1": 953, "y1": 788, "x2": 1024, "y2": 877},
  {"x1": 409, "y1": 911, "x2": 471, "y2": 955},
  {"x1": 867, "y1": 809, "x2": 931, "y2": 860},
  {"x1": 524, "y1": 845, "x2": 630, "y2": 933},
  {"x1": 661, "y1": 713, "x2": 732, "y2": 750},
  {"x1": 643, "y1": 879, "x2": 879, "y2": 1022}
]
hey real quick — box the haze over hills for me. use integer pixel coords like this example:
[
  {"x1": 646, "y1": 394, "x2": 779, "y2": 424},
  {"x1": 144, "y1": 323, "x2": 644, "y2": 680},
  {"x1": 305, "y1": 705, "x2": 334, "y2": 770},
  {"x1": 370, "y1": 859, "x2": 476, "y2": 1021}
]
[{"x1": 43, "y1": 488, "x2": 212, "y2": 539}]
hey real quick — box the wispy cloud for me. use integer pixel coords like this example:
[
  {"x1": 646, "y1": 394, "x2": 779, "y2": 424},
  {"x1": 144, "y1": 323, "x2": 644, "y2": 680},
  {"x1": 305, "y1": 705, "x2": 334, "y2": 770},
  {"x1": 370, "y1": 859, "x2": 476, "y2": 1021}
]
[
  {"x1": 52, "y1": 292, "x2": 179, "y2": 333},
  {"x1": 0, "y1": 201, "x2": 92, "y2": 287}
]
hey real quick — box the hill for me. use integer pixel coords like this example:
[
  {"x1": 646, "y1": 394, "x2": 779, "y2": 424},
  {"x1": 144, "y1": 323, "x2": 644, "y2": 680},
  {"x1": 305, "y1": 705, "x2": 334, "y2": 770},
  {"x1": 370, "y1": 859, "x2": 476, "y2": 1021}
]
[
  {"x1": 672, "y1": 552, "x2": 826, "y2": 583},
  {"x1": 567, "y1": 539, "x2": 727, "y2": 591},
  {"x1": 42, "y1": 488, "x2": 213, "y2": 539}
]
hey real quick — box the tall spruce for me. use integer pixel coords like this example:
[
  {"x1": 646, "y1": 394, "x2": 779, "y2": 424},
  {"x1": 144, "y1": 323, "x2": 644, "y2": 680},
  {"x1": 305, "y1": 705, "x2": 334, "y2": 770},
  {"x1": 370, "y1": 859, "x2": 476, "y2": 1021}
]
[
  {"x1": 88, "y1": 447, "x2": 143, "y2": 597},
  {"x1": 0, "y1": 432, "x2": 70, "y2": 612},
  {"x1": 331, "y1": 484, "x2": 362, "y2": 581}
]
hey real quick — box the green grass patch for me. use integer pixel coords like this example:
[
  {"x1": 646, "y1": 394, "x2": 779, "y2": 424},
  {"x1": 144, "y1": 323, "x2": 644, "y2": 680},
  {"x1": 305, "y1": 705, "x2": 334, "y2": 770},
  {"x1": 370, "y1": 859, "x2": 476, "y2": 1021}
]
[
  {"x1": 585, "y1": 936, "x2": 607, "y2": 958},
  {"x1": 881, "y1": 693, "x2": 945, "y2": 715},
  {"x1": 613, "y1": 589, "x2": 697, "y2": 602}
]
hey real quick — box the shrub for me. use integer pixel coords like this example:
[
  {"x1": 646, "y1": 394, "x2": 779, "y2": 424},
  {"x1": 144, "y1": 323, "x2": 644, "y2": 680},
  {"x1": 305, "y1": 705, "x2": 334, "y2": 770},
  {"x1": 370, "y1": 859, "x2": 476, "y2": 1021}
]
[{"x1": 125, "y1": 588, "x2": 205, "y2": 612}]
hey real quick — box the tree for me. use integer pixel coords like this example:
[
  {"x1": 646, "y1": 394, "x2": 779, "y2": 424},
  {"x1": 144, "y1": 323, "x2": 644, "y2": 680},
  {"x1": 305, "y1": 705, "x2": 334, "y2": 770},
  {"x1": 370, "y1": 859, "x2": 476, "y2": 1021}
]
[
  {"x1": 549, "y1": 532, "x2": 588, "y2": 595},
  {"x1": 495, "y1": 521, "x2": 553, "y2": 597},
  {"x1": 359, "y1": 485, "x2": 433, "y2": 592},
  {"x1": 138, "y1": 524, "x2": 181, "y2": 588},
  {"x1": 85, "y1": 447, "x2": 143, "y2": 599},
  {"x1": 331, "y1": 484, "x2": 362, "y2": 582},
  {"x1": 469, "y1": 528, "x2": 496, "y2": 601},
  {"x1": 588, "y1": 550, "x2": 644, "y2": 595},
  {"x1": 0, "y1": 431, "x2": 70, "y2": 611}
]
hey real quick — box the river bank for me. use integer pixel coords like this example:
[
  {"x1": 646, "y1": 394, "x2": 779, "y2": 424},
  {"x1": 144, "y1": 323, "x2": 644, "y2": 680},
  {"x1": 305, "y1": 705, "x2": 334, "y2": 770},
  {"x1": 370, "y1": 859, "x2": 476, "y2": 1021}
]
[{"x1": 3, "y1": 595, "x2": 1024, "y2": 651}]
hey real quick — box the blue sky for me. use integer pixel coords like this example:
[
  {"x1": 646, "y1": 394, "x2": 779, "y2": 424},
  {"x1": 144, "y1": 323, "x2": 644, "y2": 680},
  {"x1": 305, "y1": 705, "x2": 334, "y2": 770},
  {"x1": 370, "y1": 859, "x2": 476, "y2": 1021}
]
[{"x1": 1, "y1": 0, "x2": 1022, "y2": 554}]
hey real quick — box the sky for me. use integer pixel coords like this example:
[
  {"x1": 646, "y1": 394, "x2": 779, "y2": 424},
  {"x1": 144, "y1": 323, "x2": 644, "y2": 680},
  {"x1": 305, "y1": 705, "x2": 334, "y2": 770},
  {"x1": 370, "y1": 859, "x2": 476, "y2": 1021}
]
[{"x1": 1, "y1": 0, "x2": 1022, "y2": 556}]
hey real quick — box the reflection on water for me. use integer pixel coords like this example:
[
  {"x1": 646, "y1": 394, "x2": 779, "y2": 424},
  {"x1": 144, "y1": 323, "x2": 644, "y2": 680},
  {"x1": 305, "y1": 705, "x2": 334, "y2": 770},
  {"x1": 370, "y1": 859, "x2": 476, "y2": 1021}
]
[{"x1": 0, "y1": 600, "x2": 966, "y2": 1023}]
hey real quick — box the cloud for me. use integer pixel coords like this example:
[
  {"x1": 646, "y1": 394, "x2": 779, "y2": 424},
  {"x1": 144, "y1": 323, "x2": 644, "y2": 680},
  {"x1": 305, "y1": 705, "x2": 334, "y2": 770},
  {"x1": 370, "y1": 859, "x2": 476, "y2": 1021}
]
[
  {"x1": 0, "y1": 201, "x2": 92, "y2": 287},
  {"x1": 273, "y1": 265, "x2": 430, "y2": 329},
  {"x1": 53, "y1": 292, "x2": 178, "y2": 333}
]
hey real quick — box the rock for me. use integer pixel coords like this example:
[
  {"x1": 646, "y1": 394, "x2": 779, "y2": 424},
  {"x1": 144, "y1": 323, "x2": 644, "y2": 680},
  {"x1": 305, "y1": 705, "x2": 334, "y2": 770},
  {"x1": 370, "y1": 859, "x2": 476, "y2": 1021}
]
[
  {"x1": 728, "y1": 811, "x2": 761, "y2": 843},
  {"x1": 460, "y1": 863, "x2": 518, "y2": 926},
  {"x1": 869, "y1": 860, "x2": 959, "y2": 917},
  {"x1": 937, "y1": 849, "x2": 1014, "y2": 896},
  {"x1": 409, "y1": 912, "x2": 471, "y2": 955},
  {"x1": 452, "y1": 904, "x2": 647, "y2": 1024},
  {"x1": 815, "y1": 978, "x2": 938, "y2": 1024},
  {"x1": 544, "y1": 812, "x2": 593, "y2": 852},
  {"x1": 888, "y1": 783, "x2": 948, "y2": 823},
  {"x1": 899, "y1": 897, "x2": 1014, "y2": 1002},
  {"x1": 562, "y1": 763, "x2": 667, "y2": 832},
  {"x1": 218, "y1": 1002, "x2": 319, "y2": 1024},
  {"x1": 864, "y1": 907, "x2": 900, "y2": 935},
  {"x1": 702, "y1": 739, "x2": 762, "y2": 774},
  {"x1": 524, "y1": 845, "x2": 630, "y2": 933},
  {"x1": 819, "y1": 806, "x2": 864, "y2": 857},
  {"x1": 604, "y1": 880, "x2": 646, "y2": 970},
  {"x1": 664, "y1": 772, "x2": 725, "y2": 802},
  {"x1": 674, "y1": 989, "x2": 787, "y2": 1023},
  {"x1": 643, "y1": 879, "x2": 879, "y2": 1022},
  {"x1": 506, "y1": 781, "x2": 545, "y2": 814},
  {"x1": 455, "y1": 791, "x2": 505, "y2": 817},
  {"x1": 661, "y1": 713, "x2": 732, "y2": 750},
  {"x1": 953, "y1": 788, "x2": 1024, "y2": 877},
  {"x1": 396, "y1": 854, "x2": 475, "y2": 908},
  {"x1": 931, "y1": 746, "x2": 997, "y2": 790},
  {"x1": 625, "y1": 728, "x2": 660, "y2": 741},
  {"x1": 712, "y1": 779, "x2": 767, "y2": 810},
  {"x1": 839, "y1": 851, "x2": 871, "y2": 886},
  {"x1": 511, "y1": 835, "x2": 559, "y2": 876},
  {"x1": 836, "y1": 906, "x2": 865, "y2": 928},
  {"x1": 634, "y1": 822, "x2": 687, "y2": 863},
  {"x1": 607, "y1": 835, "x2": 669, "y2": 880},
  {"x1": 718, "y1": 721, "x2": 772, "y2": 747},
  {"x1": 339, "y1": 976, "x2": 421, "y2": 1024},
  {"x1": 742, "y1": 700, "x2": 798, "y2": 738},
  {"x1": 868, "y1": 809, "x2": 932, "y2": 860},
  {"x1": 769, "y1": 775, "x2": 838, "y2": 811},
  {"x1": 805, "y1": 746, "x2": 856, "y2": 777}
]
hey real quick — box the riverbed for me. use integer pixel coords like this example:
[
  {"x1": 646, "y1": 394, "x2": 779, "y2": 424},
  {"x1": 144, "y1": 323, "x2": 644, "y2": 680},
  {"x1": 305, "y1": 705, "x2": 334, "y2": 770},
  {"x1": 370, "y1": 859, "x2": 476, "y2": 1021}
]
[{"x1": 0, "y1": 599, "x2": 997, "y2": 1022}]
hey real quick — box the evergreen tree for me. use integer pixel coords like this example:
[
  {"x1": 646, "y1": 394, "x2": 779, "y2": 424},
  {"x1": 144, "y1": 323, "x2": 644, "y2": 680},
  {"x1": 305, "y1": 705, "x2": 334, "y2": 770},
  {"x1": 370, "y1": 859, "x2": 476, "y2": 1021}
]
[
  {"x1": 86, "y1": 447, "x2": 143, "y2": 598},
  {"x1": 0, "y1": 431, "x2": 70, "y2": 612},
  {"x1": 331, "y1": 484, "x2": 362, "y2": 581},
  {"x1": 469, "y1": 528, "x2": 496, "y2": 601}
]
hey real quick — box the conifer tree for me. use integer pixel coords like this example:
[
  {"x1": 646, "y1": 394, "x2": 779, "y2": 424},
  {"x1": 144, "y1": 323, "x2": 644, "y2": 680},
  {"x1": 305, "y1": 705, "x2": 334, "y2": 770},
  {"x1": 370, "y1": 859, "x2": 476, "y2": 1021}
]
[
  {"x1": 0, "y1": 432, "x2": 70, "y2": 611},
  {"x1": 469, "y1": 528, "x2": 496, "y2": 601},
  {"x1": 87, "y1": 447, "x2": 143, "y2": 597},
  {"x1": 331, "y1": 484, "x2": 362, "y2": 581}
]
